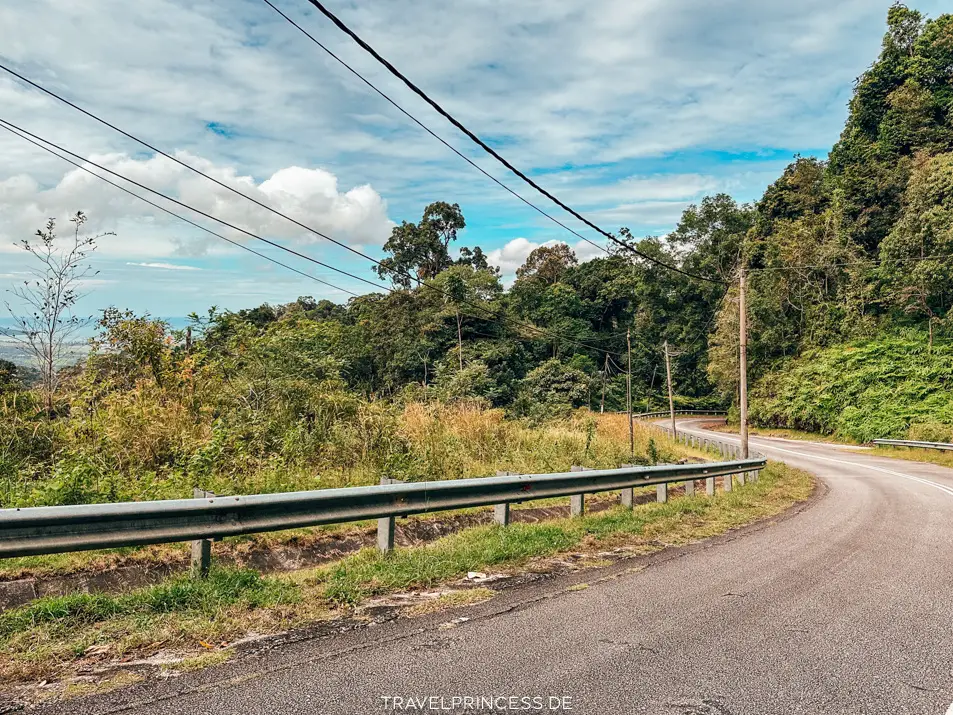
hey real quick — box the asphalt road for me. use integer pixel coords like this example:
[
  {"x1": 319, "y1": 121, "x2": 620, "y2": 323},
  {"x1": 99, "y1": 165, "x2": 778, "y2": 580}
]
[{"x1": 38, "y1": 420, "x2": 953, "y2": 715}]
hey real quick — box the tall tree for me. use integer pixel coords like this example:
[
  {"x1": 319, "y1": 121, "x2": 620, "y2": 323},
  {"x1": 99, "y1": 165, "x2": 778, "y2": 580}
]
[
  {"x1": 376, "y1": 201, "x2": 466, "y2": 287},
  {"x1": 515, "y1": 243, "x2": 577, "y2": 285},
  {"x1": 879, "y1": 151, "x2": 953, "y2": 345}
]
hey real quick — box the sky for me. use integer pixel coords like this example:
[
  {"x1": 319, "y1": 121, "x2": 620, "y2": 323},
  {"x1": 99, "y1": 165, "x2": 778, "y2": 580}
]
[{"x1": 0, "y1": 0, "x2": 947, "y2": 319}]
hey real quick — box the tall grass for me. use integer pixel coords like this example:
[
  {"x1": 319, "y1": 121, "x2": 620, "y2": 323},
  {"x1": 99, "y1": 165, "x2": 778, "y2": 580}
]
[{"x1": 0, "y1": 402, "x2": 669, "y2": 508}]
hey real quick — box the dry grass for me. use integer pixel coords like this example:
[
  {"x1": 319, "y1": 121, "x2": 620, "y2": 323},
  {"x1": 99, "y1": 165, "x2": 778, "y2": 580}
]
[
  {"x1": 0, "y1": 409, "x2": 673, "y2": 579},
  {"x1": 403, "y1": 588, "x2": 496, "y2": 617}
]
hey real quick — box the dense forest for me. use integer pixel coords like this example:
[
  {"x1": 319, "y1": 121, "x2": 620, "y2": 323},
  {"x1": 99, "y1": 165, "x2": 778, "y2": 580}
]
[{"x1": 2, "y1": 4, "x2": 952, "y2": 505}]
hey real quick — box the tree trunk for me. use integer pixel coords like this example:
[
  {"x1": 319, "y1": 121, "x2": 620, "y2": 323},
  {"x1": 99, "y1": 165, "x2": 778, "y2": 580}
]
[
  {"x1": 44, "y1": 351, "x2": 54, "y2": 420},
  {"x1": 456, "y1": 310, "x2": 463, "y2": 371}
]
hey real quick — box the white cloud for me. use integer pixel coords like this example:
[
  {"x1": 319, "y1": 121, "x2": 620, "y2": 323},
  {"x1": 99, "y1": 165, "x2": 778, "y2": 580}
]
[
  {"x1": 486, "y1": 237, "x2": 540, "y2": 275},
  {"x1": 126, "y1": 262, "x2": 201, "y2": 271},
  {"x1": 0, "y1": 152, "x2": 394, "y2": 261},
  {"x1": 0, "y1": 0, "x2": 930, "y2": 205},
  {"x1": 487, "y1": 237, "x2": 608, "y2": 277}
]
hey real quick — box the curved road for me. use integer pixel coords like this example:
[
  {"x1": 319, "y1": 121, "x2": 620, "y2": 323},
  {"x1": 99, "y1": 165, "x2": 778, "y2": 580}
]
[{"x1": 43, "y1": 420, "x2": 953, "y2": 715}]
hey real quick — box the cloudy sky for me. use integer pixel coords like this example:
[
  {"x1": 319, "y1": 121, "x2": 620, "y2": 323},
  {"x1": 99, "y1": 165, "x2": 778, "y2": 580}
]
[{"x1": 0, "y1": 0, "x2": 946, "y2": 318}]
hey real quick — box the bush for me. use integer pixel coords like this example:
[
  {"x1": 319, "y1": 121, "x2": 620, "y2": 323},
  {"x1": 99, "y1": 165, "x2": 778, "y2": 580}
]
[{"x1": 748, "y1": 333, "x2": 953, "y2": 441}]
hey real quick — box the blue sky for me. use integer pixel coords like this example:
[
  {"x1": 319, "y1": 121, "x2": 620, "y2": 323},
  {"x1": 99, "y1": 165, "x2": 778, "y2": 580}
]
[{"x1": 0, "y1": 0, "x2": 947, "y2": 318}]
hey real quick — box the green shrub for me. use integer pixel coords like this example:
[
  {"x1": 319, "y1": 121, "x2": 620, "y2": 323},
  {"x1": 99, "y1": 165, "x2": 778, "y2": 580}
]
[{"x1": 749, "y1": 333, "x2": 953, "y2": 441}]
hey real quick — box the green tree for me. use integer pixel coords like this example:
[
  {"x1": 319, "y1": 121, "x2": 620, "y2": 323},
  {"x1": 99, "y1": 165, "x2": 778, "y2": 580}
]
[
  {"x1": 513, "y1": 358, "x2": 592, "y2": 418},
  {"x1": 879, "y1": 151, "x2": 953, "y2": 345},
  {"x1": 0, "y1": 359, "x2": 19, "y2": 393},
  {"x1": 376, "y1": 202, "x2": 466, "y2": 287},
  {"x1": 429, "y1": 264, "x2": 503, "y2": 371},
  {"x1": 515, "y1": 243, "x2": 577, "y2": 285}
]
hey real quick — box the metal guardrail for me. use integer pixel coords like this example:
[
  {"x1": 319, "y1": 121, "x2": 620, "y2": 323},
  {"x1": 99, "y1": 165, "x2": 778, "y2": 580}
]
[
  {"x1": 633, "y1": 410, "x2": 727, "y2": 420},
  {"x1": 872, "y1": 439, "x2": 953, "y2": 452},
  {"x1": 0, "y1": 458, "x2": 765, "y2": 560},
  {"x1": 649, "y1": 423, "x2": 764, "y2": 495}
]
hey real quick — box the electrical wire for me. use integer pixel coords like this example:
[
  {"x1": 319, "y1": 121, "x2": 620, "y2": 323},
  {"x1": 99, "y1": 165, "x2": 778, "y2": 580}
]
[
  {"x1": 295, "y1": 0, "x2": 726, "y2": 286},
  {"x1": 260, "y1": 0, "x2": 613, "y2": 259},
  {"x1": 0, "y1": 116, "x2": 622, "y2": 356},
  {"x1": 0, "y1": 121, "x2": 362, "y2": 297},
  {"x1": 0, "y1": 65, "x2": 627, "y2": 355}
]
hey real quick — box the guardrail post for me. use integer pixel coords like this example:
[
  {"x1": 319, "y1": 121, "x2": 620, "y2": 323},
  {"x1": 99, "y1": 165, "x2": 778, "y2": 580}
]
[
  {"x1": 191, "y1": 488, "x2": 214, "y2": 578},
  {"x1": 377, "y1": 477, "x2": 402, "y2": 552},
  {"x1": 494, "y1": 471, "x2": 515, "y2": 525},
  {"x1": 619, "y1": 464, "x2": 635, "y2": 508},
  {"x1": 706, "y1": 476, "x2": 715, "y2": 496},
  {"x1": 570, "y1": 466, "x2": 586, "y2": 517},
  {"x1": 723, "y1": 473, "x2": 733, "y2": 493},
  {"x1": 684, "y1": 476, "x2": 695, "y2": 497},
  {"x1": 657, "y1": 482, "x2": 668, "y2": 503}
]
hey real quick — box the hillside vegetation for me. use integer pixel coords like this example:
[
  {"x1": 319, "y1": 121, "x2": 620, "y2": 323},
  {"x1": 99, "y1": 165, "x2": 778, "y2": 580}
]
[{"x1": 749, "y1": 332, "x2": 953, "y2": 442}]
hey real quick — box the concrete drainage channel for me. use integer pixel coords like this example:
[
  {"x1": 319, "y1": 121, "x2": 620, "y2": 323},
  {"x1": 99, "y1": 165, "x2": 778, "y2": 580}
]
[{"x1": 0, "y1": 484, "x2": 690, "y2": 611}]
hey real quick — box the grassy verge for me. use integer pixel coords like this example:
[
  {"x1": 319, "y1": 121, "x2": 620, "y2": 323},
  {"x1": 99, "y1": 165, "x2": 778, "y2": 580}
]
[
  {"x1": 872, "y1": 445, "x2": 953, "y2": 470},
  {"x1": 0, "y1": 489, "x2": 658, "y2": 582},
  {"x1": 0, "y1": 461, "x2": 813, "y2": 695},
  {"x1": 706, "y1": 421, "x2": 858, "y2": 445}
]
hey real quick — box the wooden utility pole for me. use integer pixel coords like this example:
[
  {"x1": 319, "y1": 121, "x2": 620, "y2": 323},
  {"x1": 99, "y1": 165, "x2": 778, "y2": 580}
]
[
  {"x1": 739, "y1": 266, "x2": 749, "y2": 459},
  {"x1": 600, "y1": 353, "x2": 608, "y2": 414},
  {"x1": 647, "y1": 364, "x2": 657, "y2": 413},
  {"x1": 626, "y1": 330, "x2": 633, "y2": 457},
  {"x1": 664, "y1": 341, "x2": 676, "y2": 438}
]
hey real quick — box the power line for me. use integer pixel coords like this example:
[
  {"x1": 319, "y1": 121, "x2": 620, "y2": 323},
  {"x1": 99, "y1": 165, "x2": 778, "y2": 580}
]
[
  {"x1": 0, "y1": 121, "x2": 362, "y2": 298},
  {"x1": 0, "y1": 117, "x2": 622, "y2": 356},
  {"x1": 0, "y1": 117, "x2": 394, "y2": 293},
  {"x1": 0, "y1": 62, "x2": 392, "y2": 272},
  {"x1": 260, "y1": 0, "x2": 613, "y2": 260},
  {"x1": 0, "y1": 65, "x2": 628, "y2": 356},
  {"x1": 296, "y1": 0, "x2": 725, "y2": 286}
]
